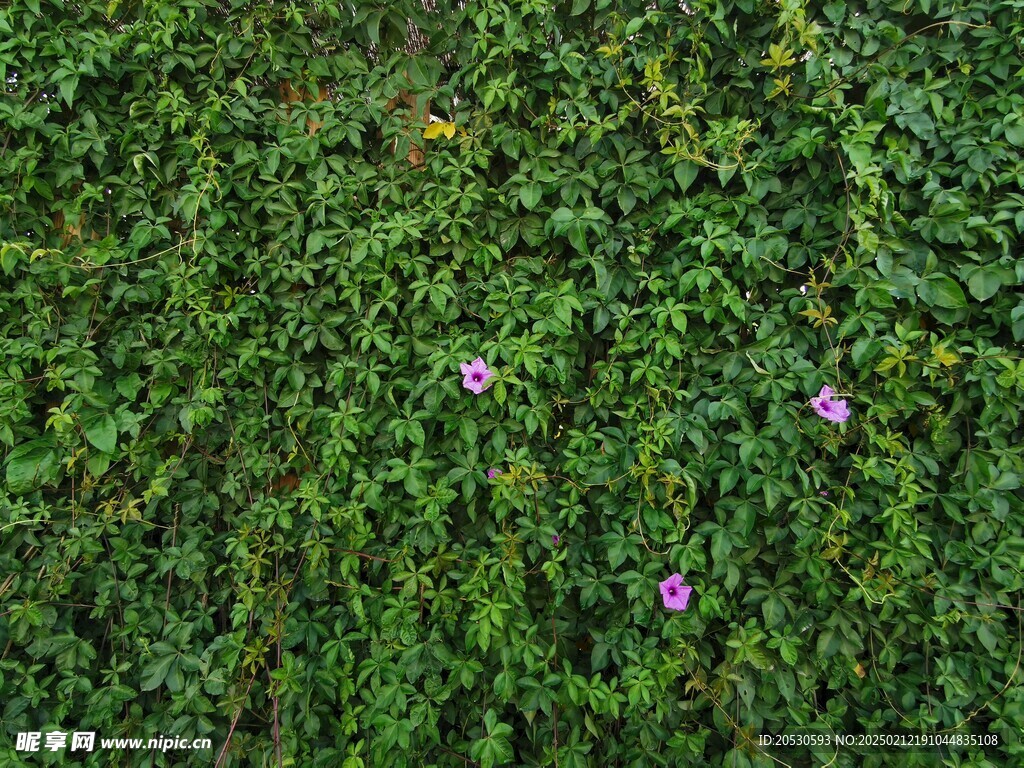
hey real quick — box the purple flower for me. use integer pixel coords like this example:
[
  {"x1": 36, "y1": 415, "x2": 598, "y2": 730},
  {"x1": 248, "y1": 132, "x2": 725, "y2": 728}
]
[
  {"x1": 820, "y1": 490, "x2": 829, "y2": 497},
  {"x1": 487, "y1": 468, "x2": 502, "y2": 479},
  {"x1": 810, "y1": 385, "x2": 850, "y2": 423},
  {"x1": 460, "y1": 357, "x2": 495, "y2": 394},
  {"x1": 659, "y1": 573, "x2": 693, "y2": 612},
  {"x1": 552, "y1": 534, "x2": 560, "y2": 546}
]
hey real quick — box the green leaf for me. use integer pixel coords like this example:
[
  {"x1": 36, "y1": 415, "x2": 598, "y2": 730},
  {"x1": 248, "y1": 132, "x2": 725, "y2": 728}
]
[
  {"x1": 140, "y1": 649, "x2": 176, "y2": 691},
  {"x1": 673, "y1": 162, "x2": 698, "y2": 193},
  {"x1": 0, "y1": 245, "x2": 22, "y2": 275},
  {"x1": 406, "y1": 56, "x2": 441, "y2": 89},
  {"x1": 5, "y1": 440, "x2": 58, "y2": 495},
  {"x1": 567, "y1": 221, "x2": 588, "y2": 254},
  {"x1": 519, "y1": 182, "x2": 542, "y2": 211},
  {"x1": 762, "y1": 595, "x2": 785, "y2": 627},
  {"x1": 1004, "y1": 120, "x2": 1024, "y2": 147},
  {"x1": 81, "y1": 413, "x2": 118, "y2": 454},
  {"x1": 916, "y1": 274, "x2": 967, "y2": 309},
  {"x1": 851, "y1": 337, "x2": 881, "y2": 366},
  {"x1": 779, "y1": 639, "x2": 798, "y2": 666},
  {"x1": 738, "y1": 438, "x2": 761, "y2": 467},
  {"x1": 897, "y1": 111, "x2": 934, "y2": 139},
  {"x1": 459, "y1": 417, "x2": 478, "y2": 447},
  {"x1": 406, "y1": 421, "x2": 425, "y2": 447},
  {"x1": 59, "y1": 76, "x2": 77, "y2": 106},
  {"x1": 617, "y1": 186, "x2": 636, "y2": 215},
  {"x1": 115, "y1": 374, "x2": 144, "y2": 400},
  {"x1": 967, "y1": 269, "x2": 1003, "y2": 302},
  {"x1": 719, "y1": 466, "x2": 739, "y2": 495}
]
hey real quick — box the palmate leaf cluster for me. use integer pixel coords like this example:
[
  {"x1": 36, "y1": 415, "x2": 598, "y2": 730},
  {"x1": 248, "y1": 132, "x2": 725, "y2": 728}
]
[{"x1": 1, "y1": 0, "x2": 1023, "y2": 766}]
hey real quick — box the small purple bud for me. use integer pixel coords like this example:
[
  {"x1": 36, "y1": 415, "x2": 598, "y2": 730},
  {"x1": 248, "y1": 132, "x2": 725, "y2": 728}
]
[
  {"x1": 552, "y1": 534, "x2": 560, "y2": 546},
  {"x1": 820, "y1": 490, "x2": 829, "y2": 497}
]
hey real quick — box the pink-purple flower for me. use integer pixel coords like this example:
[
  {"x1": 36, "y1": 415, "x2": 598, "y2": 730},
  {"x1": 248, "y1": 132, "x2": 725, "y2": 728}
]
[
  {"x1": 659, "y1": 573, "x2": 693, "y2": 612},
  {"x1": 460, "y1": 357, "x2": 495, "y2": 394},
  {"x1": 810, "y1": 385, "x2": 850, "y2": 423},
  {"x1": 487, "y1": 468, "x2": 502, "y2": 479},
  {"x1": 552, "y1": 534, "x2": 560, "y2": 546}
]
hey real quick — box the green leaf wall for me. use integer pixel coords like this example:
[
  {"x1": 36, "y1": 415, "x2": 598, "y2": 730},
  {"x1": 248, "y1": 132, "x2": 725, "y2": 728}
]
[{"x1": 1, "y1": 0, "x2": 1023, "y2": 766}]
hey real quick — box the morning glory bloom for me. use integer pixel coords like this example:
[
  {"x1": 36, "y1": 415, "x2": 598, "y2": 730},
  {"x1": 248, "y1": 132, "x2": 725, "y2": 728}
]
[
  {"x1": 810, "y1": 385, "x2": 850, "y2": 423},
  {"x1": 487, "y1": 468, "x2": 502, "y2": 479},
  {"x1": 460, "y1": 357, "x2": 495, "y2": 394},
  {"x1": 659, "y1": 573, "x2": 693, "y2": 612},
  {"x1": 552, "y1": 534, "x2": 560, "y2": 546}
]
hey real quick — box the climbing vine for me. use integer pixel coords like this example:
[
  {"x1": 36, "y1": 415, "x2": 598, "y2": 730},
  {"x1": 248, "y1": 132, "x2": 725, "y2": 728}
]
[{"x1": 1, "y1": 0, "x2": 1023, "y2": 766}]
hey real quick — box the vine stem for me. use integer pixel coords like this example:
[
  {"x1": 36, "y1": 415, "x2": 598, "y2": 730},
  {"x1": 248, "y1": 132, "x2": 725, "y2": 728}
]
[
  {"x1": 214, "y1": 670, "x2": 258, "y2": 768},
  {"x1": 686, "y1": 672, "x2": 795, "y2": 768},
  {"x1": 634, "y1": 496, "x2": 670, "y2": 556}
]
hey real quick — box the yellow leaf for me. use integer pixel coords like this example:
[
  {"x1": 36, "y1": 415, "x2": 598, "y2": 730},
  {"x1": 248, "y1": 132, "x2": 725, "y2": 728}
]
[
  {"x1": 768, "y1": 75, "x2": 791, "y2": 99},
  {"x1": 822, "y1": 545, "x2": 844, "y2": 560},
  {"x1": 745, "y1": 352, "x2": 771, "y2": 375},
  {"x1": 853, "y1": 661, "x2": 866, "y2": 679},
  {"x1": 424, "y1": 121, "x2": 455, "y2": 140},
  {"x1": 760, "y1": 43, "x2": 797, "y2": 71},
  {"x1": 932, "y1": 345, "x2": 959, "y2": 367}
]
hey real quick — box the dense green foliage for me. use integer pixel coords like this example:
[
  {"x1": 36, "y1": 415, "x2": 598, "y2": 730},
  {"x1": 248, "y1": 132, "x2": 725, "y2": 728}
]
[{"x1": 2, "y1": 0, "x2": 1024, "y2": 765}]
